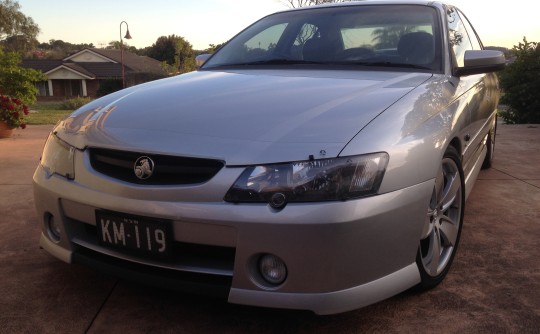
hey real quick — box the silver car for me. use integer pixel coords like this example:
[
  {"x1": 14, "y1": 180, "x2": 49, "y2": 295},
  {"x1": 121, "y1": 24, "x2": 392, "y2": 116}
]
[{"x1": 34, "y1": 0, "x2": 505, "y2": 314}]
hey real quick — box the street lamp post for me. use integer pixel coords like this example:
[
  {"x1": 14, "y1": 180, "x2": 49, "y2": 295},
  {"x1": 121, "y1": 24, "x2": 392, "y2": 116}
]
[{"x1": 119, "y1": 21, "x2": 132, "y2": 88}]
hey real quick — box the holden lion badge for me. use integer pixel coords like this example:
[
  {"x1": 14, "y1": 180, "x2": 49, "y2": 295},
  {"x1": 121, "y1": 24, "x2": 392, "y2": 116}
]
[{"x1": 134, "y1": 156, "x2": 154, "y2": 180}]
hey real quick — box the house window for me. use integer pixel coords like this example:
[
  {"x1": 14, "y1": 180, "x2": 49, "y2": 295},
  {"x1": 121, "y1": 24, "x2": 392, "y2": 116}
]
[
  {"x1": 35, "y1": 81, "x2": 50, "y2": 96},
  {"x1": 66, "y1": 80, "x2": 83, "y2": 97}
]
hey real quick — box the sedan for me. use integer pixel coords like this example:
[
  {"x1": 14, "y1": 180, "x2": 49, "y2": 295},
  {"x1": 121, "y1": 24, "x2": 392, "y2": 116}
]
[{"x1": 34, "y1": 0, "x2": 505, "y2": 314}]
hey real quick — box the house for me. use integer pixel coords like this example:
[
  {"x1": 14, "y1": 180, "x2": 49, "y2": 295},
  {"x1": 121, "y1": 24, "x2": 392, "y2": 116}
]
[{"x1": 22, "y1": 48, "x2": 166, "y2": 101}]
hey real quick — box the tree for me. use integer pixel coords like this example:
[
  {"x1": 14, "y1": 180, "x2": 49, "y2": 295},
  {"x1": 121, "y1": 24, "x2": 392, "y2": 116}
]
[
  {"x1": 206, "y1": 43, "x2": 225, "y2": 54},
  {"x1": 107, "y1": 40, "x2": 121, "y2": 49},
  {"x1": 146, "y1": 35, "x2": 196, "y2": 75},
  {"x1": 0, "y1": 0, "x2": 40, "y2": 54},
  {"x1": 0, "y1": 47, "x2": 44, "y2": 105},
  {"x1": 372, "y1": 26, "x2": 416, "y2": 49},
  {"x1": 146, "y1": 35, "x2": 176, "y2": 64},
  {"x1": 499, "y1": 37, "x2": 540, "y2": 124},
  {"x1": 282, "y1": 0, "x2": 353, "y2": 8},
  {"x1": 106, "y1": 40, "x2": 138, "y2": 54},
  {"x1": 1, "y1": 34, "x2": 38, "y2": 54},
  {"x1": 33, "y1": 39, "x2": 96, "y2": 59}
]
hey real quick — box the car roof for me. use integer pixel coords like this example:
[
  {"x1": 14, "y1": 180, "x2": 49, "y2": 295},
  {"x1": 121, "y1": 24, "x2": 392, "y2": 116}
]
[{"x1": 282, "y1": 0, "x2": 448, "y2": 12}]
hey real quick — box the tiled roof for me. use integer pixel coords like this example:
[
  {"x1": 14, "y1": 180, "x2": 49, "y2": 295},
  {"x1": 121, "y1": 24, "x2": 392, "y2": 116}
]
[
  {"x1": 90, "y1": 48, "x2": 164, "y2": 74},
  {"x1": 20, "y1": 59, "x2": 63, "y2": 73},
  {"x1": 62, "y1": 62, "x2": 96, "y2": 78},
  {"x1": 69, "y1": 62, "x2": 122, "y2": 78},
  {"x1": 22, "y1": 48, "x2": 165, "y2": 79}
]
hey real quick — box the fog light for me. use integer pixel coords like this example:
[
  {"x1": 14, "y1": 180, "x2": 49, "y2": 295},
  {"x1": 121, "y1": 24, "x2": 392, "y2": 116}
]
[
  {"x1": 45, "y1": 213, "x2": 61, "y2": 243},
  {"x1": 258, "y1": 254, "x2": 287, "y2": 285}
]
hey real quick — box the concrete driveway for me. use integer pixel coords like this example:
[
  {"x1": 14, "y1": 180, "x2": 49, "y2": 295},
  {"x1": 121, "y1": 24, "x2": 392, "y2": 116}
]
[{"x1": 1, "y1": 124, "x2": 539, "y2": 333}]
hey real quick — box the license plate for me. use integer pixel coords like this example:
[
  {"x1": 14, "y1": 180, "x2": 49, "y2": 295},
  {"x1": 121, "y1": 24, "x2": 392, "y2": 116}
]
[{"x1": 96, "y1": 210, "x2": 172, "y2": 258}]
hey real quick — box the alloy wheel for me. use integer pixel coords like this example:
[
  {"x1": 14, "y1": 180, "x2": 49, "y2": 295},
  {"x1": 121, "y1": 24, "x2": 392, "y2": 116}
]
[{"x1": 419, "y1": 155, "x2": 463, "y2": 277}]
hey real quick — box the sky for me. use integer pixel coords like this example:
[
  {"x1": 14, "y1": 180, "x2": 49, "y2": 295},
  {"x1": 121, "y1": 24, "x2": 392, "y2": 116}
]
[{"x1": 16, "y1": 0, "x2": 540, "y2": 51}]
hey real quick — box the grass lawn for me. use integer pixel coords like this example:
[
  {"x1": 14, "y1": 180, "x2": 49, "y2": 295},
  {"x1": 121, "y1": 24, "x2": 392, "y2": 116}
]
[
  {"x1": 26, "y1": 109, "x2": 73, "y2": 125},
  {"x1": 25, "y1": 102, "x2": 74, "y2": 125}
]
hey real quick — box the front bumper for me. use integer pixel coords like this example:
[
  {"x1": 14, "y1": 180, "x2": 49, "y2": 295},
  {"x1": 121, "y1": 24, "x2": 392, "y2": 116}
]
[{"x1": 34, "y1": 160, "x2": 433, "y2": 314}]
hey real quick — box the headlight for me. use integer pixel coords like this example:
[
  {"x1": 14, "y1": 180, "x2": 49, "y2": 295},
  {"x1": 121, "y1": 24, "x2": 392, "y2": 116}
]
[
  {"x1": 224, "y1": 153, "x2": 389, "y2": 208},
  {"x1": 41, "y1": 133, "x2": 75, "y2": 179}
]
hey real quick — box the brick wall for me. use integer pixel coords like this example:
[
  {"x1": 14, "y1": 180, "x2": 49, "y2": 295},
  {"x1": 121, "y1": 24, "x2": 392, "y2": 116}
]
[{"x1": 86, "y1": 80, "x2": 100, "y2": 98}]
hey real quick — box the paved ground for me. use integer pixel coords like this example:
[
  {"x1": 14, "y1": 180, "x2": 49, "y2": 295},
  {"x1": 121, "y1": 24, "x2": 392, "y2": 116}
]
[{"x1": 1, "y1": 124, "x2": 539, "y2": 333}]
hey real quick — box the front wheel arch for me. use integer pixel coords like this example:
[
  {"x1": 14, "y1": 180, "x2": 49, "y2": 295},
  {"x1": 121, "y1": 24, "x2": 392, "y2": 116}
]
[
  {"x1": 481, "y1": 115, "x2": 497, "y2": 169},
  {"x1": 415, "y1": 145, "x2": 465, "y2": 290}
]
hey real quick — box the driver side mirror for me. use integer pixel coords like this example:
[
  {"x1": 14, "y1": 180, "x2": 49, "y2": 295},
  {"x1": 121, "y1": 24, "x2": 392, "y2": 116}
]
[
  {"x1": 454, "y1": 50, "x2": 506, "y2": 76},
  {"x1": 196, "y1": 54, "x2": 212, "y2": 69}
]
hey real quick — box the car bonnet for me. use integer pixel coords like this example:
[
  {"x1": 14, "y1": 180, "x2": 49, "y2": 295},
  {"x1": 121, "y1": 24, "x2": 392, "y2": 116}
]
[{"x1": 55, "y1": 69, "x2": 431, "y2": 165}]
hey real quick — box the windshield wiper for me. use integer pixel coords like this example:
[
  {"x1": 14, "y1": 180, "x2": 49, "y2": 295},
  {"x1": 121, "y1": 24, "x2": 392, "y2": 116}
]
[
  {"x1": 219, "y1": 58, "x2": 326, "y2": 66},
  {"x1": 210, "y1": 59, "x2": 432, "y2": 70},
  {"x1": 351, "y1": 61, "x2": 432, "y2": 70}
]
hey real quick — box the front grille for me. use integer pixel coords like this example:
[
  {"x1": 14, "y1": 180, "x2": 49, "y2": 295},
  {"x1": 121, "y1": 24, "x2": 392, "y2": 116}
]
[{"x1": 89, "y1": 148, "x2": 224, "y2": 185}]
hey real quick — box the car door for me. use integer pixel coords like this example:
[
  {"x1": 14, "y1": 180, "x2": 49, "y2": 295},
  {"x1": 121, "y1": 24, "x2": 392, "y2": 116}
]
[{"x1": 447, "y1": 7, "x2": 495, "y2": 173}]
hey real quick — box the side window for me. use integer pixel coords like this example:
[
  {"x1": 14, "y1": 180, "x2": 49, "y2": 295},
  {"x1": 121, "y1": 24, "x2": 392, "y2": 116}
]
[
  {"x1": 447, "y1": 7, "x2": 473, "y2": 67},
  {"x1": 459, "y1": 10, "x2": 483, "y2": 50}
]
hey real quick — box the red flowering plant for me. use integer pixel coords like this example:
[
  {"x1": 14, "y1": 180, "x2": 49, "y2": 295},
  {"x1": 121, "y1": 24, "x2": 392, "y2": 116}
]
[{"x1": 0, "y1": 94, "x2": 30, "y2": 129}]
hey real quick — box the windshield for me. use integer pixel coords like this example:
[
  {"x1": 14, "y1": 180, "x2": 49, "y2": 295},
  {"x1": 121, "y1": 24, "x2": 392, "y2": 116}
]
[{"x1": 203, "y1": 4, "x2": 442, "y2": 72}]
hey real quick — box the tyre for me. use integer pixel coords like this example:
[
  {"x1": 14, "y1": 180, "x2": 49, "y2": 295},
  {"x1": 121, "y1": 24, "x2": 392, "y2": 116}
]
[
  {"x1": 482, "y1": 117, "x2": 497, "y2": 169},
  {"x1": 416, "y1": 146, "x2": 465, "y2": 290}
]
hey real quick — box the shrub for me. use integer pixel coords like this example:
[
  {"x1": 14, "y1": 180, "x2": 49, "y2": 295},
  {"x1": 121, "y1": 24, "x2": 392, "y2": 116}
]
[
  {"x1": 0, "y1": 48, "x2": 44, "y2": 106},
  {"x1": 96, "y1": 78, "x2": 122, "y2": 97},
  {"x1": 125, "y1": 72, "x2": 167, "y2": 86},
  {"x1": 499, "y1": 38, "x2": 540, "y2": 124},
  {"x1": 0, "y1": 94, "x2": 30, "y2": 129},
  {"x1": 61, "y1": 97, "x2": 93, "y2": 110}
]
